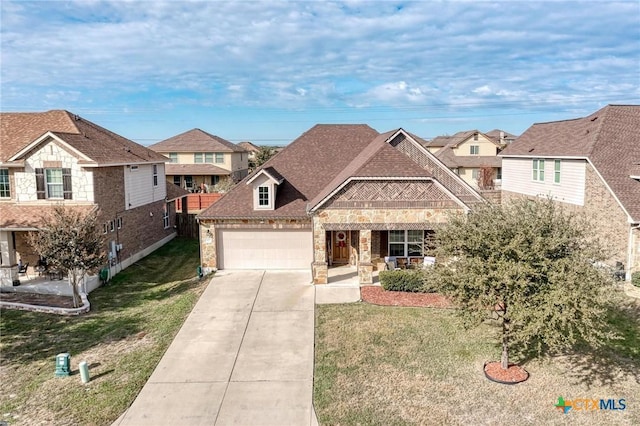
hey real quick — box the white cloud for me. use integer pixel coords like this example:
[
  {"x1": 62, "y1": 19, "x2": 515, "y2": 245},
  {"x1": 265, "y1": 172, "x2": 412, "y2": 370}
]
[{"x1": 1, "y1": 0, "x2": 638, "y2": 116}]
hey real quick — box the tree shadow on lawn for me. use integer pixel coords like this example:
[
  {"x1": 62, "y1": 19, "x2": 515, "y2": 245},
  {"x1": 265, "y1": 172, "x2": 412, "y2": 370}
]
[
  {"x1": 0, "y1": 308, "x2": 144, "y2": 365},
  {"x1": 550, "y1": 299, "x2": 640, "y2": 388}
]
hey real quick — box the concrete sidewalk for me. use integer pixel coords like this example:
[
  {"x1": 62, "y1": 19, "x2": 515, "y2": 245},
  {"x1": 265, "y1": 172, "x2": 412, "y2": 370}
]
[{"x1": 114, "y1": 270, "x2": 316, "y2": 426}]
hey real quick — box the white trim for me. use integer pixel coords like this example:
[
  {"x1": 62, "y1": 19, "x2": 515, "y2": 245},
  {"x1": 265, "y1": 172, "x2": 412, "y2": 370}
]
[
  {"x1": 310, "y1": 176, "x2": 471, "y2": 213},
  {"x1": 586, "y1": 158, "x2": 634, "y2": 223},
  {"x1": 246, "y1": 168, "x2": 283, "y2": 185},
  {"x1": 500, "y1": 154, "x2": 589, "y2": 160},
  {"x1": 397, "y1": 129, "x2": 485, "y2": 203},
  {"x1": 8, "y1": 132, "x2": 92, "y2": 162}
]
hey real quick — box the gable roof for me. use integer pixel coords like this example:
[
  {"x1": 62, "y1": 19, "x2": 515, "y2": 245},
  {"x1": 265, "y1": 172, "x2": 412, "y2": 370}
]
[
  {"x1": 308, "y1": 130, "x2": 434, "y2": 209},
  {"x1": 198, "y1": 124, "x2": 380, "y2": 219},
  {"x1": 435, "y1": 148, "x2": 502, "y2": 169},
  {"x1": 237, "y1": 141, "x2": 261, "y2": 152},
  {"x1": 485, "y1": 129, "x2": 517, "y2": 144},
  {"x1": 149, "y1": 129, "x2": 245, "y2": 153},
  {"x1": 1, "y1": 110, "x2": 167, "y2": 165},
  {"x1": 501, "y1": 105, "x2": 640, "y2": 221}
]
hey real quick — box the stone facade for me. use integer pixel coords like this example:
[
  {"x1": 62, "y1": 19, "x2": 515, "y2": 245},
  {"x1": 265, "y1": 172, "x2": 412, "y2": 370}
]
[
  {"x1": 503, "y1": 163, "x2": 638, "y2": 276},
  {"x1": 199, "y1": 218, "x2": 311, "y2": 271},
  {"x1": 14, "y1": 139, "x2": 94, "y2": 202},
  {"x1": 312, "y1": 207, "x2": 461, "y2": 284}
]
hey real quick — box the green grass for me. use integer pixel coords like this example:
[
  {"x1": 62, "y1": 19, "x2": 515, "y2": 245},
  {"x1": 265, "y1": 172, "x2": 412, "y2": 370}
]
[
  {"x1": 0, "y1": 237, "x2": 207, "y2": 426},
  {"x1": 314, "y1": 300, "x2": 640, "y2": 426}
]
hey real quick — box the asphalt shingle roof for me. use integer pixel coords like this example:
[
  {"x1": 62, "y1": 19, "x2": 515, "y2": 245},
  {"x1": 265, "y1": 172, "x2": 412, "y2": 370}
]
[
  {"x1": 501, "y1": 105, "x2": 640, "y2": 222},
  {"x1": 1, "y1": 110, "x2": 167, "y2": 164},
  {"x1": 149, "y1": 129, "x2": 246, "y2": 153}
]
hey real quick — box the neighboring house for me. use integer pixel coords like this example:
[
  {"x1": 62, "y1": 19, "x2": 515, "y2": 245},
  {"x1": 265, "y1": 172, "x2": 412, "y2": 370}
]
[
  {"x1": 0, "y1": 110, "x2": 182, "y2": 287},
  {"x1": 500, "y1": 105, "x2": 640, "y2": 279},
  {"x1": 421, "y1": 130, "x2": 515, "y2": 189},
  {"x1": 198, "y1": 124, "x2": 484, "y2": 285},
  {"x1": 237, "y1": 141, "x2": 260, "y2": 161},
  {"x1": 148, "y1": 129, "x2": 248, "y2": 192}
]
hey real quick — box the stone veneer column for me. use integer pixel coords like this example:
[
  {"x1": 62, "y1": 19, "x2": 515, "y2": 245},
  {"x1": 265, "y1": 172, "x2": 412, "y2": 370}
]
[
  {"x1": 358, "y1": 229, "x2": 373, "y2": 285},
  {"x1": 200, "y1": 222, "x2": 217, "y2": 270},
  {"x1": 312, "y1": 217, "x2": 328, "y2": 284}
]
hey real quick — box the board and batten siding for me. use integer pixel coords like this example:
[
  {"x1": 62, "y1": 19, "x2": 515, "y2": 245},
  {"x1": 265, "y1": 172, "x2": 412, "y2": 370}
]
[
  {"x1": 124, "y1": 163, "x2": 167, "y2": 210},
  {"x1": 502, "y1": 157, "x2": 586, "y2": 205}
]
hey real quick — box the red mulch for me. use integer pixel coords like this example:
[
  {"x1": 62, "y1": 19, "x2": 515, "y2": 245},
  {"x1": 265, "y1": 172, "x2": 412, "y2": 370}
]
[
  {"x1": 0, "y1": 292, "x2": 75, "y2": 309},
  {"x1": 484, "y1": 361, "x2": 529, "y2": 384},
  {"x1": 360, "y1": 286, "x2": 454, "y2": 308}
]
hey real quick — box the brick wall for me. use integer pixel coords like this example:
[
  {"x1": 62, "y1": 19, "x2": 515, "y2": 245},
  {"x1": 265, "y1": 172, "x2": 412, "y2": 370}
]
[{"x1": 502, "y1": 163, "x2": 631, "y2": 268}]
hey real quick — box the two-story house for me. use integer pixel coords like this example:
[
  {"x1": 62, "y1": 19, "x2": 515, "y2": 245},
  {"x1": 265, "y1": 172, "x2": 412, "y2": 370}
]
[
  {"x1": 149, "y1": 129, "x2": 248, "y2": 192},
  {"x1": 500, "y1": 105, "x2": 640, "y2": 279},
  {"x1": 0, "y1": 110, "x2": 183, "y2": 287},
  {"x1": 422, "y1": 129, "x2": 515, "y2": 189}
]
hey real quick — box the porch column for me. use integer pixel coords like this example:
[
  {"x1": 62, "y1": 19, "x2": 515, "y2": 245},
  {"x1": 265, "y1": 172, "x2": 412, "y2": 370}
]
[
  {"x1": 0, "y1": 231, "x2": 18, "y2": 286},
  {"x1": 312, "y1": 219, "x2": 327, "y2": 284},
  {"x1": 358, "y1": 229, "x2": 373, "y2": 285},
  {"x1": 200, "y1": 222, "x2": 218, "y2": 271}
]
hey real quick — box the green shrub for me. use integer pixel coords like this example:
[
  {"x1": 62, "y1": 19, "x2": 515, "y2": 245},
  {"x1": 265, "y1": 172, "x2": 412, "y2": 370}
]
[
  {"x1": 380, "y1": 270, "x2": 425, "y2": 293},
  {"x1": 632, "y1": 272, "x2": 640, "y2": 288}
]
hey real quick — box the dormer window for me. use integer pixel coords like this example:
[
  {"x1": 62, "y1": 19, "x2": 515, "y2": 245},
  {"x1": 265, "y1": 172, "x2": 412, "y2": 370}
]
[
  {"x1": 258, "y1": 186, "x2": 270, "y2": 207},
  {"x1": 247, "y1": 167, "x2": 284, "y2": 211}
]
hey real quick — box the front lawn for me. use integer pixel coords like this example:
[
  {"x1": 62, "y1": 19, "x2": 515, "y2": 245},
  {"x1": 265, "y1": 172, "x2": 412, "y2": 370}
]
[
  {"x1": 314, "y1": 301, "x2": 640, "y2": 425},
  {"x1": 0, "y1": 237, "x2": 206, "y2": 425}
]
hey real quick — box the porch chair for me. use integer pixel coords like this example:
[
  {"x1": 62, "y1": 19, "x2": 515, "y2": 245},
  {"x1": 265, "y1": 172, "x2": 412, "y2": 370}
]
[{"x1": 18, "y1": 262, "x2": 29, "y2": 279}]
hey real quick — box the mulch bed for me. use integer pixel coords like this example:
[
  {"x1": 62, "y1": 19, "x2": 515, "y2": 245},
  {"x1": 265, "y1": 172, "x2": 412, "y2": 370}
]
[
  {"x1": 0, "y1": 292, "x2": 76, "y2": 309},
  {"x1": 483, "y1": 361, "x2": 529, "y2": 384},
  {"x1": 360, "y1": 285, "x2": 454, "y2": 308}
]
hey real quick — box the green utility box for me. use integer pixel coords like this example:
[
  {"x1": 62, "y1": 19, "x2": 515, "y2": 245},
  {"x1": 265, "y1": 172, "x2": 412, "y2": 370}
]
[{"x1": 55, "y1": 353, "x2": 70, "y2": 377}]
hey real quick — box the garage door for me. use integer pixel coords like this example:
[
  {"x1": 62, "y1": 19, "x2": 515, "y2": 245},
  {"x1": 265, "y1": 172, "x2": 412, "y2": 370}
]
[{"x1": 218, "y1": 229, "x2": 313, "y2": 269}]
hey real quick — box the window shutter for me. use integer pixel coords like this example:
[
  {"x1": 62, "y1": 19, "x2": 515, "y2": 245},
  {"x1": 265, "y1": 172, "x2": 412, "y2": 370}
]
[
  {"x1": 62, "y1": 168, "x2": 73, "y2": 200},
  {"x1": 35, "y1": 168, "x2": 45, "y2": 199}
]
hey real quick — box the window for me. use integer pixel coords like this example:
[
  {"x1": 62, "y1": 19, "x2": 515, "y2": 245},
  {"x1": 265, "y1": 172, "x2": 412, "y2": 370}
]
[
  {"x1": 389, "y1": 230, "x2": 425, "y2": 257},
  {"x1": 532, "y1": 159, "x2": 545, "y2": 181},
  {"x1": 103, "y1": 223, "x2": 108, "y2": 234},
  {"x1": 153, "y1": 165, "x2": 158, "y2": 186},
  {"x1": 205, "y1": 153, "x2": 214, "y2": 163},
  {"x1": 0, "y1": 169, "x2": 9, "y2": 198},
  {"x1": 258, "y1": 186, "x2": 269, "y2": 207},
  {"x1": 117, "y1": 217, "x2": 123, "y2": 229},
  {"x1": 496, "y1": 167, "x2": 502, "y2": 180},
  {"x1": 211, "y1": 175, "x2": 220, "y2": 185},
  {"x1": 163, "y1": 207, "x2": 170, "y2": 229},
  {"x1": 194, "y1": 153, "x2": 203, "y2": 163},
  {"x1": 185, "y1": 175, "x2": 193, "y2": 189},
  {"x1": 471, "y1": 169, "x2": 480, "y2": 180},
  {"x1": 470, "y1": 145, "x2": 480, "y2": 155},
  {"x1": 173, "y1": 175, "x2": 181, "y2": 186},
  {"x1": 168, "y1": 153, "x2": 178, "y2": 163},
  {"x1": 110, "y1": 220, "x2": 115, "y2": 232},
  {"x1": 215, "y1": 153, "x2": 224, "y2": 163},
  {"x1": 554, "y1": 160, "x2": 561, "y2": 183}
]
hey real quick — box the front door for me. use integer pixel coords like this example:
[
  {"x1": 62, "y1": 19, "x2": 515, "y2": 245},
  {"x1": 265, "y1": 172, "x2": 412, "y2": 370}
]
[{"x1": 332, "y1": 231, "x2": 349, "y2": 264}]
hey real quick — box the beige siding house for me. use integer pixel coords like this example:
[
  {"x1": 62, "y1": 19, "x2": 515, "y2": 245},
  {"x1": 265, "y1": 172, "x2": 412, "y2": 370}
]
[
  {"x1": 198, "y1": 125, "x2": 484, "y2": 285},
  {"x1": 500, "y1": 105, "x2": 640, "y2": 280},
  {"x1": 421, "y1": 129, "x2": 515, "y2": 189},
  {"x1": 149, "y1": 129, "x2": 248, "y2": 192}
]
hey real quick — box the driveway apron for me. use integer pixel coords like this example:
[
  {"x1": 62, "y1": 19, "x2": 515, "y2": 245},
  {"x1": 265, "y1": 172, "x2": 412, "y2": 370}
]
[{"x1": 115, "y1": 270, "x2": 315, "y2": 426}]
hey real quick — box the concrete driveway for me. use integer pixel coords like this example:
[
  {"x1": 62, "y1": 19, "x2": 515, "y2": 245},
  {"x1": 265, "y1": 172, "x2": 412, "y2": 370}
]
[{"x1": 115, "y1": 270, "x2": 317, "y2": 426}]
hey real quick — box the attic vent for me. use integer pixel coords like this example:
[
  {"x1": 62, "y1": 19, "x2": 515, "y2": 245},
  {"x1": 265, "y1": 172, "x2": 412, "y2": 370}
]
[{"x1": 388, "y1": 133, "x2": 406, "y2": 147}]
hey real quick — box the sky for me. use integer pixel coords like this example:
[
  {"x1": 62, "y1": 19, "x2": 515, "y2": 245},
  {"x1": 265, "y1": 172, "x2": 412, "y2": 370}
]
[{"x1": 1, "y1": 1, "x2": 639, "y2": 146}]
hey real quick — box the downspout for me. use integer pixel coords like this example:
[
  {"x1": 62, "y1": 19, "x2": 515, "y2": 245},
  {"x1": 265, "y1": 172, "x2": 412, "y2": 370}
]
[{"x1": 628, "y1": 223, "x2": 640, "y2": 281}]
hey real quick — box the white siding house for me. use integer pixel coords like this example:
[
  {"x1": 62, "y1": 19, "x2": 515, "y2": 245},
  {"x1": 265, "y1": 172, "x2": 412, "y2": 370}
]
[{"x1": 501, "y1": 157, "x2": 586, "y2": 205}]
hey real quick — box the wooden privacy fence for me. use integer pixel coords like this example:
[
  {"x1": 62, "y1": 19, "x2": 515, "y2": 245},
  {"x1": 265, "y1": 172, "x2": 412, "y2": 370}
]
[
  {"x1": 176, "y1": 193, "x2": 222, "y2": 213},
  {"x1": 176, "y1": 213, "x2": 199, "y2": 238}
]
